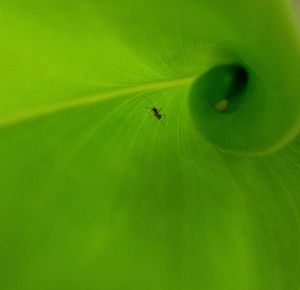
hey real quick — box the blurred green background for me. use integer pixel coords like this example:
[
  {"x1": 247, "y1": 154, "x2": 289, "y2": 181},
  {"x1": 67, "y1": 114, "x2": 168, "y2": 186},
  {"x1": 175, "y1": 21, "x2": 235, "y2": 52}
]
[{"x1": 0, "y1": 0, "x2": 300, "y2": 289}]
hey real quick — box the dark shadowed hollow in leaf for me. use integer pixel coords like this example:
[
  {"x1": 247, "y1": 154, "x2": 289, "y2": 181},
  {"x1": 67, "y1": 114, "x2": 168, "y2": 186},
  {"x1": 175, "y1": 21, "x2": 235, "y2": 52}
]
[
  {"x1": 191, "y1": 65, "x2": 249, "y2": 114},
  {"x1": 189, "y1": 62, "x2": 297, "y2": 155}
]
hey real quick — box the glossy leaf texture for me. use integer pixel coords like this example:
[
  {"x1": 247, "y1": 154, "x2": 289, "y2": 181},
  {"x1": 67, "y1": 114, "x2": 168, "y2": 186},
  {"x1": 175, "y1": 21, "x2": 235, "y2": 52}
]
[{"x1": 0, "y1": 0, "x2": 300, "y2": 289}]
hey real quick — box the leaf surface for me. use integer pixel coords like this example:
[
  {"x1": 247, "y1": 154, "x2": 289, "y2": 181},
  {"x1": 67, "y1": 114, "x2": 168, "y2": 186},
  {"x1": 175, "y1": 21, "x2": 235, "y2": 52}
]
[{"x1": 0, "y1": 0, "x2": 300, "y2": 289}]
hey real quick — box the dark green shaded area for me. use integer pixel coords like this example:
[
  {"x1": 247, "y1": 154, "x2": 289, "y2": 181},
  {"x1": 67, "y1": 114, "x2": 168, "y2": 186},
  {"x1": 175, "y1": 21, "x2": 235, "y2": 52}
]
[{"x1": 189, "y1": 62, "x2": 298, "y2": 154}]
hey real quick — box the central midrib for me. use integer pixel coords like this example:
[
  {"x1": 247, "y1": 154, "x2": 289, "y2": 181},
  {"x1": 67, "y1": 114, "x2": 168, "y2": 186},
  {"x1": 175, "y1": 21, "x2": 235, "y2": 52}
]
[{"x1": 0, "y1": 75, "x2": 197, "y2": 129}]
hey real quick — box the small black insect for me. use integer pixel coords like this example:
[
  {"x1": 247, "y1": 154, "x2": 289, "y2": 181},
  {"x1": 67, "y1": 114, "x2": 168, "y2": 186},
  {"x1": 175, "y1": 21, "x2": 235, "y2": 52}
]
[
  {"x1": 151, "y1": 106, "x2": 163, "y2": 120},
  {"x1": 144, "y1": 96, "x2": 166, "y2": 127},
  {"x1": 144, "y1": 96, "x2": 165, "y2": 124}
]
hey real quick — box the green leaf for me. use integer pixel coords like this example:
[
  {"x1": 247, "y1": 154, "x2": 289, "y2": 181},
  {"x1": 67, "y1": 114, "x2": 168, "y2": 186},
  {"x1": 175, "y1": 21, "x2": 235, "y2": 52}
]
[{"x1": 0, "y1": 0, "x2": 300, "y2": 289}]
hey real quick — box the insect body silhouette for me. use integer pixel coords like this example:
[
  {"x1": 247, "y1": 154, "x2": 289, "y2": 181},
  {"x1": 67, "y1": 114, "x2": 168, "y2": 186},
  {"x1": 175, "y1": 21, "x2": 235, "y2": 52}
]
[
  {"x1": 151, "y1": 107, "x2": 162, "y2": 120},
  {"x1": 144, "y1": 96, "x2": 165, "y2": 124}
]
